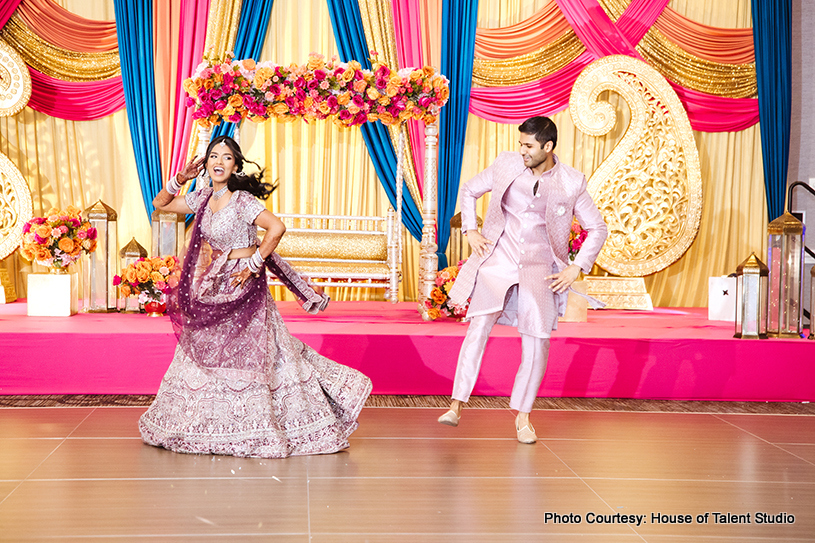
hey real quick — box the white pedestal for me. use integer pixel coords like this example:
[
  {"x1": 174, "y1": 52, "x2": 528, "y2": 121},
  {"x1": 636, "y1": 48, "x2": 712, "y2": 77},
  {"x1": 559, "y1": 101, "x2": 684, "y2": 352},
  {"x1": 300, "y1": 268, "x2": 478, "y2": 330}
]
[
  {"x1": 27, "y1": 272, "x2": 78, "y2": 316},
  {"x1": 708, "y1": 276, "x2": 737, "y2": 322}
]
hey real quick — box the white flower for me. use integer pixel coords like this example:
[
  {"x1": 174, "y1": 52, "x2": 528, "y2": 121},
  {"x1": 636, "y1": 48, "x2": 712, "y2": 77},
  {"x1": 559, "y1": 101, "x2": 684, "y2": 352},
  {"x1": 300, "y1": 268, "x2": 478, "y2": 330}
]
[{"x1": 556, "y1": 206, "x2": 566, "y2": 216}]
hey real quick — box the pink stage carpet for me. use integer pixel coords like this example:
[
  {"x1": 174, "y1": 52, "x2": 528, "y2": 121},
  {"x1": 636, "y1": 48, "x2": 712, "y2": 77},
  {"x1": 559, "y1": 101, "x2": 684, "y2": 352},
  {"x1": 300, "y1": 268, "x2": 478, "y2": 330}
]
[{"x1": 1, "y1": 300, "x2": 813, "y2": 401}]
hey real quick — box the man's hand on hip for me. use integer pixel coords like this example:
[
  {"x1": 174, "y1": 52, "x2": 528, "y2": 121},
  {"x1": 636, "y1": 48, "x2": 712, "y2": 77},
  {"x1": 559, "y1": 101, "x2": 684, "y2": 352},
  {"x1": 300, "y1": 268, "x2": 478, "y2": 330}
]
[
  {"x1": 466, "y1": 230, "x2": 494, "y2": 258},
  {"x1": 546, "y1": 264, "x2": 582, "y2": 294}
]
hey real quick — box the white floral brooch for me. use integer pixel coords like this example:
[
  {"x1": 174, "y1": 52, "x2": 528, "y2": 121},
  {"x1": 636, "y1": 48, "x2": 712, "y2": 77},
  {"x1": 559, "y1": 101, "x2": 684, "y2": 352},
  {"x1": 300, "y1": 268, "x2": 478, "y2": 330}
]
[{"x1": 556, "y1": 206, "x2": 566, "y2": 216}]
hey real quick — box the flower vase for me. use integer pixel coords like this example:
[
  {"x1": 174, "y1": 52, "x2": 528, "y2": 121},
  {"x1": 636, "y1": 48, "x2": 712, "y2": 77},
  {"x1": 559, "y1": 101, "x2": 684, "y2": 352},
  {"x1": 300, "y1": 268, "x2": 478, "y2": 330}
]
[
  {"x1": 143, "y1": 300, "x2": 167, "y2": 317},
  {"x1": 27, "y1": 267, "x2": 79, "y2": 316}
]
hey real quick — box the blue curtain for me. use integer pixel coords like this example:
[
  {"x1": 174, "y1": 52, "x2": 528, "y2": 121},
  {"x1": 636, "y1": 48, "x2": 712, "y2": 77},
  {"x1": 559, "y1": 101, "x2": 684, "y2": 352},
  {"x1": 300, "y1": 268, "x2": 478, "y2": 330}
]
[
  {"x1": 437, "y1": 0, "x2": 478, "y2": 268},
  {"x1": 752, "y1": 0, "x2": 792, "y2": 220},
  {"x1": 325, "y1": 0, "x2": 424, "y2": 240},
  {"x1": 114, "y1": 0, "x2": 162, "y2": 219},
  {"x1": 213, "y1": 0, "x2": 276, "y2": 140}
]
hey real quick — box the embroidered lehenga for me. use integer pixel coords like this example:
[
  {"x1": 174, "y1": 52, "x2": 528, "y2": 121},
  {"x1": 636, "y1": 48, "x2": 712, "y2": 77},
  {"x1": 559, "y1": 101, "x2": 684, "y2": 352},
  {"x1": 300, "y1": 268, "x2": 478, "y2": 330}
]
[{"x1": 139, "y1": 188, "x2": 372, "y2": 458}]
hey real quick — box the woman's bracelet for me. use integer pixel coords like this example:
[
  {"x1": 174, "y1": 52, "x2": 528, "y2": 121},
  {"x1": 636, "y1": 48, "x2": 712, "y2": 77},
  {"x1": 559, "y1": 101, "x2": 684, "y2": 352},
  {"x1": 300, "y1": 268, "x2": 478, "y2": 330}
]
[
  {"x1": 247, "y1": 248, "x2": 265, "y2": 274},
  {"x1": 167, "y1": 175, "x2": 183, "y2": 195}
]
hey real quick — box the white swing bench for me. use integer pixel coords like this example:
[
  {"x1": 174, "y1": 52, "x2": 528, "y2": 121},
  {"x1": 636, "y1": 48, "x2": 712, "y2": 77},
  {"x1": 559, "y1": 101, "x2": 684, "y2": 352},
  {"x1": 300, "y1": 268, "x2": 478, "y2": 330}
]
[{"x1": 266, "y1": 210, "x2": 401, "y2": 302}]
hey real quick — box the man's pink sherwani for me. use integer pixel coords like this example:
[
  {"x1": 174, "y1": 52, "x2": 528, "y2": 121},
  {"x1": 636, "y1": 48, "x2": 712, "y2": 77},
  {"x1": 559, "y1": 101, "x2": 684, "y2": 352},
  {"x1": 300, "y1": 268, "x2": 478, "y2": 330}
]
[{"x1": 449, "y1": 152, "x2": 607, "y2": 337}]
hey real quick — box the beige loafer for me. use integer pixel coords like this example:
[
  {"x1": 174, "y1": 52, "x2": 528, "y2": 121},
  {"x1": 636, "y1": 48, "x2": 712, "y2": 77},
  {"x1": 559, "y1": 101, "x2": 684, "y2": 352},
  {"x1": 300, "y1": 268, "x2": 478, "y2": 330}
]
[
  {"x1": 516, "y1": 423, "x2": 537, "y2": 444},
  {"x1": 438, "y1": 410, "x2": 460, "y2": 427}
]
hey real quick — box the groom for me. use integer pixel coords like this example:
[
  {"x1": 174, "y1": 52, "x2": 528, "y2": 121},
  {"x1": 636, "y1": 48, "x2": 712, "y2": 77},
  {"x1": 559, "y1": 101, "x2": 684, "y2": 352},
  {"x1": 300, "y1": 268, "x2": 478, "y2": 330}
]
[{"x1": 438, "y1": 116, "x2": 607, "y2": 443}]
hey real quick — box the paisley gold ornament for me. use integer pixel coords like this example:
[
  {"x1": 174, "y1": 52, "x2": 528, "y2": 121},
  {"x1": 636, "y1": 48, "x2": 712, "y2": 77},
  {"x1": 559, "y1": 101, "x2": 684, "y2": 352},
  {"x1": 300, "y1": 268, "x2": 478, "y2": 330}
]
[
  {"x1": 570, "y1": 55, "x2": 702, "y2": 276},
  {"x1": 0, "y1": 37, "x2": 31, "y2": 117}
]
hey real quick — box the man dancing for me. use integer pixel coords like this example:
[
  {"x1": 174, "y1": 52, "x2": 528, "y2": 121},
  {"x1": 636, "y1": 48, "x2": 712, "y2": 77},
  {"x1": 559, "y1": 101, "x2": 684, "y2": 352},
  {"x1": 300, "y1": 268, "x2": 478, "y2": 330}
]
[{"x1": 438, "y1": 116, "x2": 607, "y2": 443}]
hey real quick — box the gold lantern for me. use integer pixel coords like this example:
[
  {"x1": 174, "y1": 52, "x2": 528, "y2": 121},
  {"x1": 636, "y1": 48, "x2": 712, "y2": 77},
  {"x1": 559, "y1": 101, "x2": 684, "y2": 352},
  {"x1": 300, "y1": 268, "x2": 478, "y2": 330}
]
[
  {"x1": 734, "y1": 252, "x2": 769, "y2": 339},
  {"x1": 151, "y1": 209, "x2": 185, "y2": 258},
  {"x1": 82, "y1": 200, "x2": 118, "y2": 312},
  {"x1": 118, "y1": 237, "x2": 147, "y2": 312},
  {"x1": 767, "y1": 212, "x2": 805, "y2": 338}
]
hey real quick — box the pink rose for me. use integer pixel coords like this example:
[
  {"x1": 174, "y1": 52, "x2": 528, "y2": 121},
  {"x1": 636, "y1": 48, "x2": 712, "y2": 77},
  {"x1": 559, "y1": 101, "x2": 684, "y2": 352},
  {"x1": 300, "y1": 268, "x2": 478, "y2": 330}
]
[{"x1": 113, "y1": 275, "x2": 122, "y2": 286}]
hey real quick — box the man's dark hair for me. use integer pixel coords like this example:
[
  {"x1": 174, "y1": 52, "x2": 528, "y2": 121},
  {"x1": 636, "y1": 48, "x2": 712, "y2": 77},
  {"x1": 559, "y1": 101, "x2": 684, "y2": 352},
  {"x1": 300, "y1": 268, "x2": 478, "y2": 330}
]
[{"x1": 518, "y1": 116, "x2": 557, "y2": 150}]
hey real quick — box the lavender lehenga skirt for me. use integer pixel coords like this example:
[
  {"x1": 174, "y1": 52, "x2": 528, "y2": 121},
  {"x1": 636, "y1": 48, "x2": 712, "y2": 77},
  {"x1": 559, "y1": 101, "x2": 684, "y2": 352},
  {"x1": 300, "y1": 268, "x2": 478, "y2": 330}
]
[{"x1": 139, "y1": 253, "x2": 372, "y2": 458}]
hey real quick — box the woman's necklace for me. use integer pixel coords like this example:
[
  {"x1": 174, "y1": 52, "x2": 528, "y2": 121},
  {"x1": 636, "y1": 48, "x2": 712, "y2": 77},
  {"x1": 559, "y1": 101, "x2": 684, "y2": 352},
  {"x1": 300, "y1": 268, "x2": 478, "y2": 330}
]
[{"x1": 212, "y1": 185, "x2": 229, "y2": 200}]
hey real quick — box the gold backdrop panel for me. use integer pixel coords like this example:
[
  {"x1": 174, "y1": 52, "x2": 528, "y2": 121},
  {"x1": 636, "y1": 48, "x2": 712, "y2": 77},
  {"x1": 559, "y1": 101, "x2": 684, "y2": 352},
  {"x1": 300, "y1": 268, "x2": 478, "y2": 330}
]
[{"x1": 569, "y1": 55, "x2": 703, "y2": 277}]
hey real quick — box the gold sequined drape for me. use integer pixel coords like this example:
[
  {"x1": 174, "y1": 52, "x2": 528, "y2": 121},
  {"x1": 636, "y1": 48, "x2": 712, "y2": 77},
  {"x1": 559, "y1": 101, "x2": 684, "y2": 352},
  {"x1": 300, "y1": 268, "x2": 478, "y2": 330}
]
[{"x1": 0, "y1": 14, "x2": 120, "y2": 81}]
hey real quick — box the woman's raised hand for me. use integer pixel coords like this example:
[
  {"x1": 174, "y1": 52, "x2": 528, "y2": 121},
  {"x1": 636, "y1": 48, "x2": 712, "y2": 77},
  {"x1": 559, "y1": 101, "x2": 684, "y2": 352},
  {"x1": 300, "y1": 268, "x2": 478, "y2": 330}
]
[{"x1": 178, "y1": 156, "x2": 205, "y2": 184}]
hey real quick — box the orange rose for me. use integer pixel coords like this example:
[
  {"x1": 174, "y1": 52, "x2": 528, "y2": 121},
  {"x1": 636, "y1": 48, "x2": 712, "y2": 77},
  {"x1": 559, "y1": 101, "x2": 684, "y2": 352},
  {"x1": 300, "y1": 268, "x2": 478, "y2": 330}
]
[
  {"x1": 366, "y1": 87, "x2": 380, "y2": 100},
  {"x1": 124, "y1": 267, "x2": 138, "y2": 284},
  {"x1": 242, "y1": 58, "x2": 256, "y2": 70},
  {"x1": 58, "y1": 237, "x2": 75, "y2": 253},
  {"x1": 386, "y1": 84, "x2": 400, "y2": 98},
  {"x1": 422, "y1": 114, "x2": 437, "y2": 124},
  {"x1": 151, "y1": 257, "x2": 164, "y2": 270},
  {"x1": 150, "y1": 271, "x2": 164, "y2": 284},
  {"x1": 66, "y1": 205, "x2": 81, "y2": 217},
  {"x1": 379, "y1": 112, "x2": 395, "y2": 125},
  {"x1": 431, "y1": 287, "x2": 446, "y2": 305},
  {"x1": 318, "y1": 101, "x2": 331, "y2": 115},
  {"x1": 120, "y1": 284, "x2": 132, "y2": 297},
  {"x1": 272, "y1": 103, "x2": 289, "y2": 115},
  {"x1": 377, "y1": 96, "x2": 390, "y2": 106},
  {"x1": 342, "y1": 69, "x2": 355, "y2": 82},
  {"x1": 336, "y1": 92, "x2": 351, "y2": 105},
  {"x1": 20, "y1": 246, "x2": 35, "y2": 261},
  {"x1": 164, "y1": 256, "x2": 176, "y2": 270},
  {"x1": 422, "y1": 65, "x2": 435, "y2": 78},
  {"x1": 439, "y1": 86, "x2": 450, "y2": 101},
  {"x1": 135, "y1": 267, "x2": 150, "y2": 283},
  {"x1": 409, "y1": 70, "x2": 422, "y2": 81},
  {"x1": 35, "y1": 225, "x2": 51, "y2": 239},
  {"x1": 228, "y1": 95, "x2": 243, "y2": 108},
  {"x1": 427, "y1": 307, "x2": 441, "y2": 320}
]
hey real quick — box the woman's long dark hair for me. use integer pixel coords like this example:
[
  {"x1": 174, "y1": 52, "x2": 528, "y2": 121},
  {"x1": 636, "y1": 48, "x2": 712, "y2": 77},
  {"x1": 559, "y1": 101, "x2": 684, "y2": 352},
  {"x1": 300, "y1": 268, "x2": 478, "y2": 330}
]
[{"x1": 205, "y1": 135, "x2": 276, "y2": 200}]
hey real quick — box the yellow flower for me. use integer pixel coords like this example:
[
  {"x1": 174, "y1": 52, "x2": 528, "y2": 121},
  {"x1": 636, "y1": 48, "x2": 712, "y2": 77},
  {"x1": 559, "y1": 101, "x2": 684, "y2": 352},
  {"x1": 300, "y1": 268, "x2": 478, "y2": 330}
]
[
  {"x1": 35, "y1": 225, "x2": 51, "y2": 239},
  {"x1": 150, "y1": 271, "x2": 164, "y2": 284},
  {"x1": 422, "y1": 65, "x2": 435, "y2": 78},
  {"x1": 124, "y1": 267, "x2": 138, "y2": 284},
  {"x1": 366, "y1": 87, "x2": 380, "y2": 100},
  {"x1": 228, "y1": 95, "x2": 243, "y2": 108},
  {"x1": 337, "y1": 92, "x2": 351, "y2": 105},
  {"x1": 306, "y1": 55, "x2": 325, "y2": 71},
  {"x1": 272, "y1": 103, "x2": 289, "y2": 115},
  {"x1": 427, "y1": 307, "x2": 441, "y2": 320},
  {"x1": 431, "y1": 287, "x2": 446, "y2": 305}
]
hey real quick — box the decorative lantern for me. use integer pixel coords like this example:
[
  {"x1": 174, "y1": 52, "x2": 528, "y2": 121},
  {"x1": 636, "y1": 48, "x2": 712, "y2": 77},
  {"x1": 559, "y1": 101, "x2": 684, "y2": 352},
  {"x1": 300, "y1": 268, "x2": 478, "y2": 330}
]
[
  {"x1": 118, "y1": 237, "x2": 147, "y2": 312},
  {"x1": 82, "y1": 200, "x2": 118, "y2": 312},
  {"x1": 810, "y1": 265, "x2": 815, "y2": 340},
  {"x1": 767, "y1": 212, "x2": 805, "y2": 338},
  {"x1": 734, "y1": 252, "x2": 769, "y2": 339},
  {"x1": 151, "y1": 209, "x2": 186, "y2": 259}
]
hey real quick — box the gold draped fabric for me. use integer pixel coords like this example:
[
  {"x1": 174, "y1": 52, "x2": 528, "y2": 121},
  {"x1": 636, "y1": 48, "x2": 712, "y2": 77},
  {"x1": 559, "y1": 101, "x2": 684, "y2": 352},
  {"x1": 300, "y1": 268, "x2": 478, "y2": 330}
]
[
  {"x1": 471, "y1": 0, "x2": 757, "y2": 99},
  {"x1": 599, "y1": 0, "x2": 756, "y2": 99},
  {"x1": 356, "y1": 0, "x2": 423, "y2": 213},
  {"x1": 1, "y1": 0, "x2": 766, "y2": 309},
  {"x1": 203, "y1": 0, "x2": 242, "y2": 62},
  {"x1": 472, "y1": 31, "x2": 583, "y2": 86},
  {"x1": 0, "y1": 14, "x2": 120, "y2": 81}
]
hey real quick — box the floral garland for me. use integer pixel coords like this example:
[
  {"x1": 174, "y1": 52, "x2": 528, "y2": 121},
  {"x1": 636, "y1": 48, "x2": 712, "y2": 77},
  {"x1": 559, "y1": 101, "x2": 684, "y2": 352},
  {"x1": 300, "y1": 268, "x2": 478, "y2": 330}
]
[
  {"x1": 20, "y1": 206, "x2": 97, "y2": 270},
  {"x1": 183, "y1": 53, "x2": 450, "y2": 128}
]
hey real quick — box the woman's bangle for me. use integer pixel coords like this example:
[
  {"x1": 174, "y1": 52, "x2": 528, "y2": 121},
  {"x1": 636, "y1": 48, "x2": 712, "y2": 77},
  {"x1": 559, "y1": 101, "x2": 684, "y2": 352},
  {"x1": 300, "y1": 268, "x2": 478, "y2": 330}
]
[
  {"x1": 167, "y1": 176, "x2": 183, "y2": 195},
  {"x1": 247, "y1": 248, "x2": 265, "y2": 274}
]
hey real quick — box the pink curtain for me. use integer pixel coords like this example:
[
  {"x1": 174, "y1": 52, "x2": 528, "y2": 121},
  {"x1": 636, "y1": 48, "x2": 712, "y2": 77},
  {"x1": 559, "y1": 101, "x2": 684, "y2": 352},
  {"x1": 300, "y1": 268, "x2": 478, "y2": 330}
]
[
  {"x1": 0, "y1": 0, "x2": 22, "y2": 29},
  {"x1": 392, "y1": 0, "x2": 426, "y2": 193},
  {"x1": 168, "y1": 0, "x2": 210, "y2": 176},
  {"x1": 16, "y1": 0, "x2": 117, "y2": 52},
  {"x1": 27, "y1": 68, "x2": 125, "y2": 120},
  {"x1": 470, "y1": 0, "x2": 759, "y2": 132}
]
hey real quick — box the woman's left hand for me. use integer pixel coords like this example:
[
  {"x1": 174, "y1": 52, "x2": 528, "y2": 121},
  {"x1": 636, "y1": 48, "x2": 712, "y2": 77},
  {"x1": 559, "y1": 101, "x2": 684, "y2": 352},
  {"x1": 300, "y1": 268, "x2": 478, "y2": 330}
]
[{"x1": 230, "y1": 267, "x2": 256, "y2": 288}]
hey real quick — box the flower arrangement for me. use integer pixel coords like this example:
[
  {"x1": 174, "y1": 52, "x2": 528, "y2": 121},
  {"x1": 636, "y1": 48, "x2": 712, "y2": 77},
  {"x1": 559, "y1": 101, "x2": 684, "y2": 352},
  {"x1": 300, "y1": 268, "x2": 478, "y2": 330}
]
[
  {"x1": 568, "y1": 219, "x2": 588, "y2": 262},
  {"x1": 20, "y1": 206, "x2": 97, "y2": 269},
  {"x1": 113, "y1": 256, "x2": 180, "y2": 305},
  {"x1": 423, "y1": 260, "x2": 468, "y2": 320},
  {"x1": 183, "y1": 52, "x2": 450, "y2": 129}
]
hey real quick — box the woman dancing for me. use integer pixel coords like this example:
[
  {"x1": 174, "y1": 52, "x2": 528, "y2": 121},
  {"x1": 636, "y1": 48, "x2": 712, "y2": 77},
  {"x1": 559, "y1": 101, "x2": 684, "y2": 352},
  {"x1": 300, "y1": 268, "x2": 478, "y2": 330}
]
[{"x1": 139, "y1": 135, "x2": 372, "y2": 458}]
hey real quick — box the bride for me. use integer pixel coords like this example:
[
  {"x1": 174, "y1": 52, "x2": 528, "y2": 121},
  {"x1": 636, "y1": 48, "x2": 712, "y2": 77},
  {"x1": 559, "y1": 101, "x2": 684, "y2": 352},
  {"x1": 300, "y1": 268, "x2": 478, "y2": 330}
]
[{"x1": 139, "y1": 135, "x2": 372, "y2": 458}]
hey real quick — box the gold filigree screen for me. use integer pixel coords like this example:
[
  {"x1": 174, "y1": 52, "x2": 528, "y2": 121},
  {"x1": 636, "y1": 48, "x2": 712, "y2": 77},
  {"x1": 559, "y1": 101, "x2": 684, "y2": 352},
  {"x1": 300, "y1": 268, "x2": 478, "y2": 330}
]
[
  {"x1": 569, "y1": 55, "x2": 702, "y2": 276},
  {"x1": 0, "y1": 37, "x2": 33, "y2": 261}
]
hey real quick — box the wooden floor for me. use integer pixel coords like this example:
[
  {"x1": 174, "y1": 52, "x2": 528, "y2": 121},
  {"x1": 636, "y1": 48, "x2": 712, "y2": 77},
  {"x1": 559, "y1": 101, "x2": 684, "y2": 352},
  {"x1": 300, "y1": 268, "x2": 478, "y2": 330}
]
[{"x1": 1, "y1": 405, "x2": 814, "y2": 542}]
